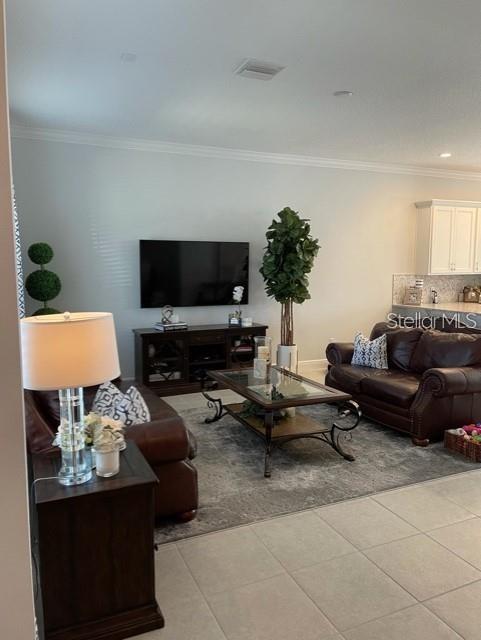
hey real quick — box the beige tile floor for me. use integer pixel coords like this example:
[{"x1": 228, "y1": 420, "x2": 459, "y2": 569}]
[
  {"x1": 145, "y1": 368, "x2": 481, "y2": 639},
  {"x1": 138, "y1": 471, "x2": 481, "y2": 640}
]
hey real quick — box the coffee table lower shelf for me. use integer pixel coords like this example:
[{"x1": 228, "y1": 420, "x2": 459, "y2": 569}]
[{"x1": 203, "y1": 396, "x2": 361, "y2": 477}]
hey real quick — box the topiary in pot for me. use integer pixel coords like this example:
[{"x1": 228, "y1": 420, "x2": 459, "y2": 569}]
[
  {"x1": 260, "y1": 207, "x2": 319, "y2": 369},
  {"x1": 25, "y1": 242, "x2": 62, "y2": 315}
]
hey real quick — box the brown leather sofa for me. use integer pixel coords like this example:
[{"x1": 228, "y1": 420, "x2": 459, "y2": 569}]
[
  {"x1": 326, "y1": 322, "x2": 481, "y2": 446},
  {"x1": 25, "y1": 379, "x2": 198, "y2": 522}
]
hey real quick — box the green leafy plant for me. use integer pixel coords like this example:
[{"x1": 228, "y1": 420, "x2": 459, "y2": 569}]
[
  {"x1": 260, "y1": 207, "x2": 319, "y2": 346},
  {"x1": 25, "y1": 242, "x2": 61, "y2": 315}
]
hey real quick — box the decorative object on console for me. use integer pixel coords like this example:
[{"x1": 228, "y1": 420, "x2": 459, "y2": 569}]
[
  {"x1": 161, "y1": 304, "x2": 174, "y2": 323},
  {"x1": 92, "y1": 380, "x2": 151, "y2": 425},
  {"x1": 229, "y1": 285, "x2": 244, "y2": 325},
  {"x1": 260, "y1": 206, "x2": 319, "y2": 372},
  {"x1": 20, "y1": 311, "x2": 120, "y2": 486},
  {"x1": 241, "y1": 316, "x2": 253, "y2": 327},
  {"x1": 351, "y1": 332, "x2": 388, "y2": 369},
  {"x1": 155, "y1": 320, "x2": 188, "y2": 331}
]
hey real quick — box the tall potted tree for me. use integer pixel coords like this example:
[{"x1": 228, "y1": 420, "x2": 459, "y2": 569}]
[{"x1": 260, "y1": 207, "x2": 319, "y2": 370}]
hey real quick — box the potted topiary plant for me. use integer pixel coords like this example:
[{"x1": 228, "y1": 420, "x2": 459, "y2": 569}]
[
  {"x1": 260, "y1": 207, "x2": 319, "y2": 370},
  {"x1": 25, "y1": 242, "x2": 62, "y2": 315}
]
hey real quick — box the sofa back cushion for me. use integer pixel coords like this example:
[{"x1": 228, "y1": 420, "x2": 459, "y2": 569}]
[
  {"x1": 370, "y1": 322, "x2": 423, "y2": 372},
  {"x1": 410, "y1": 330, "x2": 481, "y2": 372}
]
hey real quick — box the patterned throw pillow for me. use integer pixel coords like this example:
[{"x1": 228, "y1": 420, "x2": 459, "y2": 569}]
[
  {"x1": 92, "y1": 381, "x2": 151, "y2": 426},
  {"x1": 118, "y1": 386, "x2": 151, "y2": 425},
  {"x1": 351, "y1": 332, "x2": 388, "y2": 369}
]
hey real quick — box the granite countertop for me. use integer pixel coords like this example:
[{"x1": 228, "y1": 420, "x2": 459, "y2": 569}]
[{"x1": 394, "y1": 301, "x2": 481, "y2": 313}]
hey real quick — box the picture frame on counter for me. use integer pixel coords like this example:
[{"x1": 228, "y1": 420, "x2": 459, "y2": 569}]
[{"x1": 403, "y1": 287, "x2": 422, "y2": 306}]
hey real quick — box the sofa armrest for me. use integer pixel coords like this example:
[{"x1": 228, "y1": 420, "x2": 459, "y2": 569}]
[
  {"x1": 24, "y1": 391, "x2": 58, "y2": 455},
  {"x1": 421, "y1": 367, "x2": 481, "y2": 398},
  {"x1": 326, "y1": 342, "x2": 354, "y2": 366},
  {"x1": 125, "y1": 415, "x2": 190, "y2": 465}
]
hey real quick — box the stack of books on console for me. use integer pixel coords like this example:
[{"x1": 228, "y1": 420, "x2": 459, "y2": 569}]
[{"x1": 154, "y1": 321, "x2": 188, "y2": 332}]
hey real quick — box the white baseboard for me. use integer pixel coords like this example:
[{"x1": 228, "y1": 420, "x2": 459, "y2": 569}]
[{"x1": 298, "y1": 358, "x2": 328, "y2": 371}]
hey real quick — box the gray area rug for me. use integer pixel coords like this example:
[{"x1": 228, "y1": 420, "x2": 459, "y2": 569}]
[{"x1": 155, "y1": 404, "x2": 478, "y2": 543}]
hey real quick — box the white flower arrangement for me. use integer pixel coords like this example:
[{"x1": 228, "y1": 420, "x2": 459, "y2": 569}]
[
  {"x1": 232, "y1": 285, "x2": 244, "y2": 321},
  {"x1": 54, "y1": 412, "x2": 125, "y2": 451},
  {"x1": 84, "y1": 412, "x2": 125, "y2": 450},
  {"x1": 233, "y1": 285, "x2": 244, "y2": 303}
]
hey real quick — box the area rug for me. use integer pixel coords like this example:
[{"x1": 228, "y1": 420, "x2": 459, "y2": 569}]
[{"x1": 155, "y1": 404, "x2": 478, "y2": 543}]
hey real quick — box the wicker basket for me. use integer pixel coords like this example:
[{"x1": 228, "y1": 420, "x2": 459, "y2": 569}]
[{"x1": 444, "y1": 431, "x2": 481, "y2": 462}]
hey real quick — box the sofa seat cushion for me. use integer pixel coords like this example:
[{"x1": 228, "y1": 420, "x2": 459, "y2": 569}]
[
  {"x1": 360, "y1": 371, "x2": 421, "y2": 408},
  {"x1": 327, "y1": 364, "x2": 387, "y2": 394}
]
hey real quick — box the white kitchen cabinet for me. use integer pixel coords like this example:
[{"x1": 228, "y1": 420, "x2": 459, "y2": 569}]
[
  {"x1": 415, "y1": 200, "x2": 480, "y2": 275},
  {"x1": 474, "y1": 211, "x2": 481, "y2": 273}
]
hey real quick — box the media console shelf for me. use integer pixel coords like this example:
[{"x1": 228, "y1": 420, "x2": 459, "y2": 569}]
[{"x1": 133, "y1": 323, "x2": 268, "y2": 396}]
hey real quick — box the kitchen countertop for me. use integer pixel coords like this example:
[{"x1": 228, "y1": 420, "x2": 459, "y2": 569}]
[{"x1": 393, "y1": 301, "x2": 481, "y2": 313}]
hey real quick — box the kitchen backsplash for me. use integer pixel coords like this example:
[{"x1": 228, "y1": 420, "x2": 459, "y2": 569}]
[{"x1": 393, "y1": 274, "x2": 481, "y2": 304}]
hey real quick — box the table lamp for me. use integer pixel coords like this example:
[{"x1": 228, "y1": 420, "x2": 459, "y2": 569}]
[{"x1": 20, "y1": 311, "x2": 120, "y2": 486}]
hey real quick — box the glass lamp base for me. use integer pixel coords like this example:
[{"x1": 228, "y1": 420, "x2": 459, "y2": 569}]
[
  {"x1": 58, "y1": 467, "x2": 92, "y2": 486},
  {"x1": 57, "y1": 387, "x2": 92, "y2": 486},
  {"x1": 58, "y1": 448, "x2": 92, "y2": 485}
]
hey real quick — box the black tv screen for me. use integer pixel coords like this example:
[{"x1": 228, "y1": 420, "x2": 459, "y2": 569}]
[{"x1": 140, "y1": 240, "x2": 249, "y2": 308}]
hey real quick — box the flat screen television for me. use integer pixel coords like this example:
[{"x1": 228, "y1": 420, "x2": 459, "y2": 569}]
[{"x1": 140, "y1": 240, "x2": 249, "y2": 307}]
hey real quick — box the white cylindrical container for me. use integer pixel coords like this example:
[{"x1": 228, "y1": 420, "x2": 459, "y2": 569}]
[
  {"x1": 95, "y1": 446, "x2": 120, "y2": 478},
  {"x1": 276, "y1": 345, "x2": 298, "y2": 372}
]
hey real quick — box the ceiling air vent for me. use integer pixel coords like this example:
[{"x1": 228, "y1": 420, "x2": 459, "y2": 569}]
[{"x1": 234, "y1": 58, "x2": 285, "y2": 81}]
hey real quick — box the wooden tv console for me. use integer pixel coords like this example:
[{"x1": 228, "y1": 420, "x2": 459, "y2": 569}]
[{"x1": 133, "y1": 323, "x2": 268, "y2": 396}]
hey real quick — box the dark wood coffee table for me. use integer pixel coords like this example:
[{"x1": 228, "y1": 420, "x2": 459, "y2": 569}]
[{"x1": 203, "y1": 366, "x2": 361, "y2": 477}]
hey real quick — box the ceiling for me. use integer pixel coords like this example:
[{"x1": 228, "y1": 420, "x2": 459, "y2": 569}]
[{"x1": 6, "y1": 0, "x2": 481, "y2": 171}]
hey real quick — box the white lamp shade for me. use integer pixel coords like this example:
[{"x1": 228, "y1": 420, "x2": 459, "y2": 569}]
[{"x1": 20, "y1": 312, "x2": 121, "y2": 390}]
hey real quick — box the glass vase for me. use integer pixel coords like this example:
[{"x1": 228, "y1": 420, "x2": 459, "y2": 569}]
[{"x1": 254, "y1": 336, "x2": 272, "y2": 364}]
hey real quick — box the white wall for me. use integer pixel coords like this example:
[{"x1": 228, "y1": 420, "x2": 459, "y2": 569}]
[
  {"x1": 0, "y1": 1, "x2": 35, "y2": 636},
  {"x1": 11, "y1": 136, "x2": 481, "y2": 378}
]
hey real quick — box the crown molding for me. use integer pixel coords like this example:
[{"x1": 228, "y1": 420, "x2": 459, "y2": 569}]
[{"x1": 11, "y1": 124, "x2": 481, "y2": 182}]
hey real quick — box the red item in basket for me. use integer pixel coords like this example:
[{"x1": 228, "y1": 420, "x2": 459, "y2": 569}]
[{"x1": 463, "y1": 424, "x2": 477, "y2": 434}]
